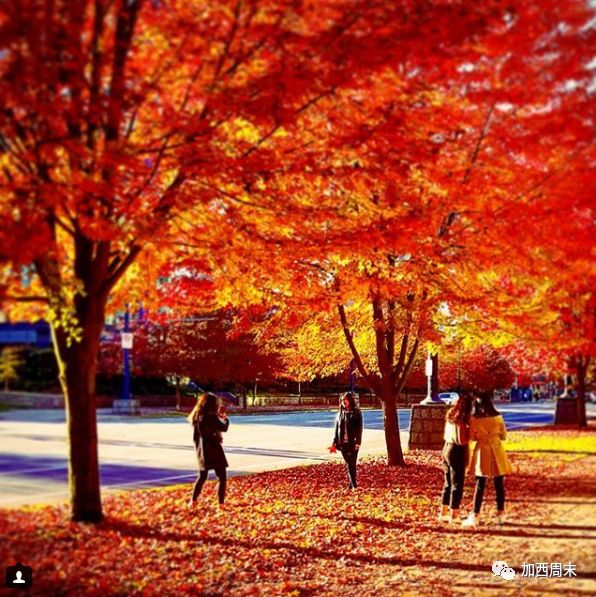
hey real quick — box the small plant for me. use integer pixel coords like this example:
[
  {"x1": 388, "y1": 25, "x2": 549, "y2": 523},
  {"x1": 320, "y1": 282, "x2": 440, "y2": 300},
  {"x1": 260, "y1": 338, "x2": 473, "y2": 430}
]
[{"x1": 0, "y1": 347, "x2": 24, "y2": 392}]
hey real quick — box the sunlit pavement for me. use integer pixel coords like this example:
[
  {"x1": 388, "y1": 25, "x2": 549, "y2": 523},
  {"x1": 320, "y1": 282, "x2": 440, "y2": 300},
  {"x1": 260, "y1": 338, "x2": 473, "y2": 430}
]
[{"x1": 0, "y1": 401, "x2": 592, "y2": 508}]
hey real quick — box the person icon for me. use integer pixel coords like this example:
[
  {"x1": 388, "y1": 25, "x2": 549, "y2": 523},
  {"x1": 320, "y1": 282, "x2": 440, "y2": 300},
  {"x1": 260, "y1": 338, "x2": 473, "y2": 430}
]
[{"x1": 5, "y1": 562, "x2": 32, "y2": 588}]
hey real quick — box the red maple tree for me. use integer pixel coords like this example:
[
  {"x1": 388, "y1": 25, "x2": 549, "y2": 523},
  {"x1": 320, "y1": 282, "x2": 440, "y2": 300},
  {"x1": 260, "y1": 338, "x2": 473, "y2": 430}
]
[{"x1": 1, "y1": 0, "x2": 593, "y2": 518}]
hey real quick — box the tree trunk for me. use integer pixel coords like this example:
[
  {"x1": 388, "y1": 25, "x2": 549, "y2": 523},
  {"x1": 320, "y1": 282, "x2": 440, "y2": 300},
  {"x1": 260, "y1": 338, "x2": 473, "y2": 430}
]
[
  {"x1": 381, "y1": 390, "x2": 405, "y2": 466},
  {"x1": 52, "y1": 318, "x2": 104, "y2": 522}
]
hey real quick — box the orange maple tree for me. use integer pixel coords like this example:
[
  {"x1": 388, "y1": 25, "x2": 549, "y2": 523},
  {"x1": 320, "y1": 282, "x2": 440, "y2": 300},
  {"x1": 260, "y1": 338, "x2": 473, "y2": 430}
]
[{"x1": 178, "y1": 0, "x2": 594, "y2": 462}]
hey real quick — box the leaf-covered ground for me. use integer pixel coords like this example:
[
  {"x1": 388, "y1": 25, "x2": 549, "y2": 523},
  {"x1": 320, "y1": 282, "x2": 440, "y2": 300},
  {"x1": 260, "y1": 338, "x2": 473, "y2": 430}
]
[{"x1": 1, "y1": 427, "x2": 595, "y2": 596}]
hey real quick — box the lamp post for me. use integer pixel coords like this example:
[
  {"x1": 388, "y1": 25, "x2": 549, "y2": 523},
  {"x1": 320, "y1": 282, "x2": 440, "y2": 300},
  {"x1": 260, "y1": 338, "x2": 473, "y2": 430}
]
[
  {"x1": 421, "y1": 350, "x2": 434, "y2": 404},
  {"x1": 120, "y1": 304, "x2": 132, "y2": 401},
  {"x1": 112, "y1": 304, "x2": 139, "y2": 414}
]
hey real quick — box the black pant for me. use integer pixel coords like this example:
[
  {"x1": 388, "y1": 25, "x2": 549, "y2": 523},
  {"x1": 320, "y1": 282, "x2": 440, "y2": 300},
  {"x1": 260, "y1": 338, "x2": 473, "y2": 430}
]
[
  {"x1": 441, "y1": 442, "x2": 468, "y2": 510},
  {"x1": 192, "y1": 467, "x2": 227, "y2": 504},
  {"x1": 340, "y1": 444, "x2": 359, "y2": 488},
  {"x1": 473, "y1": 475, "x2": 505, "y2": 514}
]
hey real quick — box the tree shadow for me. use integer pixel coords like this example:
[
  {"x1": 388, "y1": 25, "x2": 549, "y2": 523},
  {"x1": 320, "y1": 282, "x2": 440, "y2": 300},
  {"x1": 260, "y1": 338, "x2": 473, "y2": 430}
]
[
  {"x1": 452, "y1": 581, "x2": 594, "y2": 595},
  {"x1": 0, "y1": 452, "x2": 202, "y2": 489},
  {"x1": 452, "y1": 526, "x2": 595, "y2": 541},
  {"x1": 502, "y1": 521, "x2": 596, "y2": 533},
  {"x1": 330, "y1": 515, "x2": 594, "y2": 541},
  {"x1": 505, "y1": 475, "x2": 596, "y2": 500},
  {"x1": 509, "y1": 498, "x2": 596, "y2": 506},
  {"x1": 100, "y1": 517, "x2": 495, "y2": 574}
]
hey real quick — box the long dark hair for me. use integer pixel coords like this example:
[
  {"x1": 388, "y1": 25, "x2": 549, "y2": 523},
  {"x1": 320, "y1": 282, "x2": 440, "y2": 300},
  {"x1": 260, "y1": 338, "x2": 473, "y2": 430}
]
[
  {"x1": 447, "y1": 391, "x2": 473, "y2": 424},
  {"x1": 473, "y1": 391, "x2": 500, "y2": 418},
  {"x1": 339, "y1": 392, "x2": 359, "y2": 412},
  {"x1": 187, "y1": 392, "x2": 220, "y2": 424}
]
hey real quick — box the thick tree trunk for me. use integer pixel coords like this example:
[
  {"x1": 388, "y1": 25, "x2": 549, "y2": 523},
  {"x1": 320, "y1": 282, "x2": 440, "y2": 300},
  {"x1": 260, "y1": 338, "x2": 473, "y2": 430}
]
[
  {"x1": 64, "y1": 351, "x2": 102, "y2": 521},
  {"x1": 52, "y1": 311, "x2": 104, "y2": 522},
  {"x1": 381, "y1": 390, "x2": 405, "y2": 466}
]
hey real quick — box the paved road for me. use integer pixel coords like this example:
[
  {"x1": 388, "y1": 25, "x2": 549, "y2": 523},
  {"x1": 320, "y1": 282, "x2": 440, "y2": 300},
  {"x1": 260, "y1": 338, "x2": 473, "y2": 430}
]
[
  {"x1": 231, "y1": 401, "x2": 560, "y2": 431},
  {"x1": 0, "y1": 402, "x2": 584, "y2": 508}
]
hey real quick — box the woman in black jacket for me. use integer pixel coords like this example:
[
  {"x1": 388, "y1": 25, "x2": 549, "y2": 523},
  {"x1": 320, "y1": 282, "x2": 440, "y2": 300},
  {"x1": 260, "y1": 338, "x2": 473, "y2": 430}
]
[
  {"x1": 330, "y1": 392, "x2": 363, "y2": 489},
  {"x1": 187, "y1": 392, "x2": 229, "y2": 507}
]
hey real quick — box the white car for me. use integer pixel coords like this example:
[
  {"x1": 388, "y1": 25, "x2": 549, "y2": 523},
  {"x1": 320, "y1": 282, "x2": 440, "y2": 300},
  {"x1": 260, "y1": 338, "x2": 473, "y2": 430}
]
[{"x1": 438, "y1": 392, "x2": 459, "y2": 405}]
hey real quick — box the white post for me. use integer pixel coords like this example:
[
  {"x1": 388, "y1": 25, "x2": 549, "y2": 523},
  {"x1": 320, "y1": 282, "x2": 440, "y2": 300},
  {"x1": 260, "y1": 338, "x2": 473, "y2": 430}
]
[{"x1": 421, "y1": 351, "x2": 434, "y2": 404}]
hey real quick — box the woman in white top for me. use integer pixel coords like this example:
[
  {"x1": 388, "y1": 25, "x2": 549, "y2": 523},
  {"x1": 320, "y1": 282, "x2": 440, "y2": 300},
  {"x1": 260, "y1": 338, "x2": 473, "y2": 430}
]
[{"x1": 439, "y1": 392, "x2": 473, "y2": 523}]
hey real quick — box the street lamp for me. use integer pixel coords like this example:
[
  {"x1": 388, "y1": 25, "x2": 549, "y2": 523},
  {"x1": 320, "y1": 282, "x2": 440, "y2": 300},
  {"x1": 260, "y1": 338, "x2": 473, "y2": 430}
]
[
  {"x1": 120, "y1": 303, "x2": 133, "y2": 401},
  {"x1": 113, "y1": 303, "x2": 139, "y2": 414},
  {"x1": 421, "y1": 350, "x2": 437, "y2": 404}
]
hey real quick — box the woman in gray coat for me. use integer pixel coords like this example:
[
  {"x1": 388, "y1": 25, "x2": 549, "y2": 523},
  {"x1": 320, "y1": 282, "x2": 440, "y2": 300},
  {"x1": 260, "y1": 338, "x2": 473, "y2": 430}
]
[{"x1": 187, "y1": 392, "x2": 229, "y2": 507}]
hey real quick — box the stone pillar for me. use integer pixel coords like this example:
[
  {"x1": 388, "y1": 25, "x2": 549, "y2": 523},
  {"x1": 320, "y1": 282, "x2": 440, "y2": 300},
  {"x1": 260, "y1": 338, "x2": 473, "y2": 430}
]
[
  {"x1": 408, "y1": 402, "x2": 448, "y2": 450},
  {"x1": 554, "y1": 397, "x2": 578, "y2": 424}
]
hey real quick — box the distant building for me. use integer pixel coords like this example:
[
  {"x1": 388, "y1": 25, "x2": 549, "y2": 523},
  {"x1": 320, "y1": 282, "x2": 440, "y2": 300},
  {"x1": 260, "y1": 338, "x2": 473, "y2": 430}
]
[{"x1": 0, "y1": 321, "x2": 52, "y2": 348}]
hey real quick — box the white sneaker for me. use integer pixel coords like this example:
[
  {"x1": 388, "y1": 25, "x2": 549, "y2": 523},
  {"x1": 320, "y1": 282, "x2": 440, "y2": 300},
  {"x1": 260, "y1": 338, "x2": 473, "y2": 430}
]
[
  {"x1": 496, "y1": 514, "x2": 505, "y2": 526},
  {"x1": 462, "y1": 514, "x2": 477, "y2": 528},
  {"x1": 438, "y1": 513, "x2": 450, "y2": 522}
]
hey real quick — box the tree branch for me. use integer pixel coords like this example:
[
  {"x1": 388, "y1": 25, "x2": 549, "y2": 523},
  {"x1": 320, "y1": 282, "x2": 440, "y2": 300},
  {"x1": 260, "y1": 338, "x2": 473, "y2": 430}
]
[
  {"x1": 2, "y1": 295, "x2": 49, "y2": 304},
  {"x1": 396, "y1": 335, "x2": 420, "y2": 394},
  {"x1": 104, "y1": 244, "x2": 142, "y2": 295},
  {"x1": 337, "y1": 302, "x2": 378, "y2": 392}
]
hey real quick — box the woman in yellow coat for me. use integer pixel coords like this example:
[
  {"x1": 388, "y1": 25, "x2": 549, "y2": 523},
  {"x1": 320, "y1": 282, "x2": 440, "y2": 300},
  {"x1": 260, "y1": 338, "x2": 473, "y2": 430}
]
[{"x1": 463, "y1": 392, "x2": 512, "y2": 527}]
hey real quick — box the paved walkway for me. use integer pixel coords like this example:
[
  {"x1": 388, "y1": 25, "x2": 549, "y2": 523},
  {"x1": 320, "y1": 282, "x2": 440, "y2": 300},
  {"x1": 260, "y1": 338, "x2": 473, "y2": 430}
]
[{"x1": 428, "y1": 452, "x2": 596, "y2": 595}]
